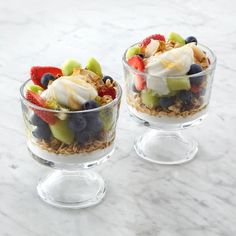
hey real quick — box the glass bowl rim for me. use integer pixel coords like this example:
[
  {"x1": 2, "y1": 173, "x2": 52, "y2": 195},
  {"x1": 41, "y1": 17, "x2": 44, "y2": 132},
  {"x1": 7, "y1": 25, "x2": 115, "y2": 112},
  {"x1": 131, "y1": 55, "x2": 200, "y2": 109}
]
[
  {"x1": 122, "y1": 42, "x2": 217, "y2": 78},
  {"x1": 20, "y1": 79, "x2": 122, "y2": 113}
]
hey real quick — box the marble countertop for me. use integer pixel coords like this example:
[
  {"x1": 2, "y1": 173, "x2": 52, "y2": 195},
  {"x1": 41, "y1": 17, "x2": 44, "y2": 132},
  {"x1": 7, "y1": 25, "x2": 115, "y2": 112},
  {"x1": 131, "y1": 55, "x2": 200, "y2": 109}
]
[{"x1": 1, "y1": 0, "x2": 236, "y2": 235}]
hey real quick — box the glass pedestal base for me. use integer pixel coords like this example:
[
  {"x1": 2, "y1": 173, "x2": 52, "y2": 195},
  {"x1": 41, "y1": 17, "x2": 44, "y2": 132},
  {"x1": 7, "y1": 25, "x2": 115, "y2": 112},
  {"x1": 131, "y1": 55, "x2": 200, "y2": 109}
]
[
  {"x1": 134, "y1": 130, "x2": 198, "y2": 165},
  {"x1": 37, "y1": 170, "x2": 106, "y2": 209}
]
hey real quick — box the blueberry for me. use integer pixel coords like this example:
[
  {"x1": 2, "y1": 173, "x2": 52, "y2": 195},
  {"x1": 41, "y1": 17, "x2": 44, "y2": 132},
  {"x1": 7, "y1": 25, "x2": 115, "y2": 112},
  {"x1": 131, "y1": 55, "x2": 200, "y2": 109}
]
[
  {"x1": 131, "y1": 83, "x2": 140, "y2": 93},
  {"x1": 185, "y1": 36, "x2": 197, "y2": 44},
  {"x1": 159, "y1": 96, "x2": 176, "y2": 108},
  {"x1": 187, "y1": 64, "x2": 205, "y2": 86},
  {"x1": 41, "y1": 73, "x2": 55, "y2": 88},
  {"x1": 187, "y1": 64, "x2": 202, "y2": 75},
  {"x1": 68, "y1": 114, "x2": 87, "y2": 132},
  {"x1": 30, "y1": 113, "x2": 47, "y2": 127},
  {"x1": 32, "y1": 126, "x2": 51, "y2": 140},
  {"x1": 86, "y1": 116, "x2": 103, "y2": 133},
  {"x1": 179, "y1": 91, "x2": 193, "y2": 105},
  {"x1": 82, "y1": 100, "x2": 99, "y2": 110},
  {"x1": 75, "y1": 131, "x2": 91, "y2": 145},
  {"x1": 102, "y1": 75, "x2": 113, "y2": 84},
  {"x1": 137, "y1": 54, "x2": 144, "y2": 58}
]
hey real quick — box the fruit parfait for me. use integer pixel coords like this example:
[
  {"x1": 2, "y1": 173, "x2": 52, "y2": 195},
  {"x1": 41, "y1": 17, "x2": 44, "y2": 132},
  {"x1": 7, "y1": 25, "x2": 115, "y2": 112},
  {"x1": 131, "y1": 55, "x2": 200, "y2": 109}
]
[
  {"x1": 123, "y1": 32, "x2": 216, "y2": 165},
  {"x1": 123, "y1": 32, "x2": 216, "y2": 129},
  {"x1": 20, "y1": 58, "x2": 121, "y2": 208}
]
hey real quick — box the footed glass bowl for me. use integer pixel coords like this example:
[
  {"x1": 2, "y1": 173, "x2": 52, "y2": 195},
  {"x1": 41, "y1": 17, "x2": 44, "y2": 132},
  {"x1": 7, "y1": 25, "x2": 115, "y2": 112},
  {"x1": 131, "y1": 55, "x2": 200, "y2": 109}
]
[
  {"x1": 123, "y1": 43, "x2": 216, "y2": 165},
  {"x1": 20, "y1": 79, "x2": 122, "y2": 209}
]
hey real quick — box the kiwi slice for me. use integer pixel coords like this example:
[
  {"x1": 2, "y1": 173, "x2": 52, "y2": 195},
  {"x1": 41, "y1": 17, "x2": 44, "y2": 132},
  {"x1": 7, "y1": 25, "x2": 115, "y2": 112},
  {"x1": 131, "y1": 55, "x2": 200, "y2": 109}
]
[
  {"x1": 166, "y1": 77, "x2": 190, "y2": 91},
  {"x1": 168, "y1": 32, "x2": 185, "y2": 46},
  {"x1": 49, "y1": 119, "x2": 74, "y2": 144},
  {"x1": 141, "y1": 89, "x2": 160, "y2": 109},
  {"x1": 126, "y1": 46, "x2": 142, "y2": 60}
]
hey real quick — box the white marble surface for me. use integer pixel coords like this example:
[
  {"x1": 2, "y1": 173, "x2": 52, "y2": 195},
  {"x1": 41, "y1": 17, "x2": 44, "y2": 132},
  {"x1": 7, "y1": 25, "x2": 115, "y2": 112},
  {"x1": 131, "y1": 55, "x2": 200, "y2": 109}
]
[{"x1": 0, "y1": 0, "x2": 236, "y2": 235}]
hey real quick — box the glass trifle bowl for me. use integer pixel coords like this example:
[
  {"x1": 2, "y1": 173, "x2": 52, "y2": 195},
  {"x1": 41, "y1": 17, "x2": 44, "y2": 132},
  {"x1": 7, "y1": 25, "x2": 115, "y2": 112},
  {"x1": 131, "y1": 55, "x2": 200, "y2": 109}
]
[
  {"x1": 122, "y1": 32, "x2": 216, "y2": 165},
  {"x1": 20, "y1": 58, "x2": 122, "y2": 208}
]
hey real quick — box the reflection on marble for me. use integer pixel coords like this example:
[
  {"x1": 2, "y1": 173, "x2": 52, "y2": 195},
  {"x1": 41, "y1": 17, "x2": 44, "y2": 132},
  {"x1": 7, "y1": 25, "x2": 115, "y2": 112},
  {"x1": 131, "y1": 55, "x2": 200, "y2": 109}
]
[{"x1": 0, "y1": 0, "x2": 236, "y2": 235}]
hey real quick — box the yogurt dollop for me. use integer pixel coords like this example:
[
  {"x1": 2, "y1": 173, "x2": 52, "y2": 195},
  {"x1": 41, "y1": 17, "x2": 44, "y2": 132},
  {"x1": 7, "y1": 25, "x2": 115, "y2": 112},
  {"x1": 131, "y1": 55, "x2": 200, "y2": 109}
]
[
  {"x1": 41, "y1": 76, "x2": 98, "y2": 110},
  {"x1": 145, "y1": 44, "x2": 194, "y2": 95}
]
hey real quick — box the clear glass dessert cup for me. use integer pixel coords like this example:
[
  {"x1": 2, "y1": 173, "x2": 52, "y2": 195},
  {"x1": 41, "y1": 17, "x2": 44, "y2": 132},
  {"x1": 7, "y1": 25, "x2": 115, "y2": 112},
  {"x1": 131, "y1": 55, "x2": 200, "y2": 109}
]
[
  {"x1": 123, "y1": 43, "x2": 216, "y2": 165},
  {"x1": 20, "y1": 79, "x2": 122, "y2": 209}
]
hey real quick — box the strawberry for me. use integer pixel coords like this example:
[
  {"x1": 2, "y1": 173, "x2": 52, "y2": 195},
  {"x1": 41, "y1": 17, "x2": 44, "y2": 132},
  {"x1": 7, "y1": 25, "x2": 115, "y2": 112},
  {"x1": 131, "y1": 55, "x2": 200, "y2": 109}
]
[
  {"x1": 141, "y1": 34, "x2": 166, "y2": 47},
  {"x1": 98, "y1": 86, "x2": 116, "y2": 99},
  {"x1": 191, "y1": 85, "x2": 202, "y2": 94},
  {"x1": 128, "y1": 55, "x2": 145, "y2": 72},
  {"x1": 128, "y1": 56, "x2": 146, "y2": 91},
  {"x1": 31, "y1": 66, "x2": 62, "y2": 88},
  {"x1": 26, "y1": 91, "x2": 57, "y2": 125},
  {"x1": 135, "y1": 75, "x2": 146, "y2": 91}
]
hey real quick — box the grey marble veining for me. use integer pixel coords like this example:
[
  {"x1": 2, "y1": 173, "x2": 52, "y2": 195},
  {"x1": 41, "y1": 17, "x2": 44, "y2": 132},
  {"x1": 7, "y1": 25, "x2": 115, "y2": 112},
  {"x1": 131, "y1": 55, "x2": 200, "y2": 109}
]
[{"x1": 0, "y1": 0, "x2": 236, "y2": 235}]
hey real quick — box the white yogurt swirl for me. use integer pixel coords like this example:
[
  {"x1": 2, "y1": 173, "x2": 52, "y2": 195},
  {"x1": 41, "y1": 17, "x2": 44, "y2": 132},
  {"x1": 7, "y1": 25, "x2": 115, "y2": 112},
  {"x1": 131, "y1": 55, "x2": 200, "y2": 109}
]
[
  {"x1": 145, "y1": 44, "x2": 194, "y2": 95},
  {"x1": 41, "y1": 76, "x2": 98, "y2": 110}
]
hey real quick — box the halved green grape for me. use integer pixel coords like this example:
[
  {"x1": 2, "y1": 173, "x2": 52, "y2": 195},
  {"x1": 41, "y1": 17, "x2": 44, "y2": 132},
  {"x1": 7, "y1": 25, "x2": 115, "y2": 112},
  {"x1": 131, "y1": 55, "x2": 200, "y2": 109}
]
[
  {"x1": 168, "y1": 32, "x2": 185, "y2": 46},
  {"x1": 99, "y1": 109, "x2": 113, "y2": 131},
  {"x1": 27, "y1": 84, "x2": 44, "y2": 93},
  {"x1": 141, "y1": 89, "x2": 160, "y2": 109},
  {"x1": 126, "y1": 46, "x2": 142, "y2": 60},
  {"x1": 49, "y1": 119, "x2": 74, "y2": 144},
  {"x1": 62, "y1": 59, "x2": 82, "y2": 76},
  {"x1": 86, "y1": 57, "x2": 102, "y2": 77},
  {"x1": 166, "y1": 77, "x2": 191, "y2": 91}
]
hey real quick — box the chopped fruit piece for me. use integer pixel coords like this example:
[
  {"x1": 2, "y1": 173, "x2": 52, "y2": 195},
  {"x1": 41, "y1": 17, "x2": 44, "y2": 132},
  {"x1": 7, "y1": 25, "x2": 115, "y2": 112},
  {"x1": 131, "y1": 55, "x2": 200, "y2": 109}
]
[
  {"x1": 86, "y1": 57, "x2": 103, "y2": 77},
  {"x1": 166, "y1": 77, "x2": 191, "y2": 91},
  {"x1": 30, "y1": 113, "x2": 47, "y2": 127},
  {"x1": 41, "y1": 73, "x2": 55, "y2": 88},
  {"x1": 137, "y1": 53, "x2": 144, "y2": 58},
  {"x1": 26, "y1": 84, "x2": 44, "y2": 93},
  {"x1": 26, "y1": 91, "x2": 57, "y2": 125},
  {"x1": 144, "y1": 39, "x2": 160, "y2": 57},
  {"x1": 187, "y1": 64, "x2": 202, "y2": 75},
  {"x1": 61, "y1": 59, "x2": 81, "y2": 76},
  {"x1": 159, "y1": 96, "x2": 176, "y2": 108},
  {"x1": 31, "y1": 66, "x2": 62, "y2": 88},
  {"x1": 179, "y1": 90, "x2": 193, "y2": 105},
  {"x1": 49, "y1": 119, "x2": 74, "y2": 145},
  {"x1": 100, "y1": 108, "x2": 113, "y2": 131},
  {"x1": 68, "y1": 114, "x2": 87, "y2": 132},
  {"x1": 191, "y1": 85, "x2": 202, "y2": 94},
  {"x1": 141, "y1": 34, "x2": 166, "y2": 47},
  {"x1": 82, "y1": 100, "x2": 99, "y2": 110},
  {"x1": 32, "y1": 126, "x2": 51, "y2": 141},
  {"x1": 98, "y1": 86, "x2": 116, "y2": 99},
  {"x1": 141, "y1": 89, "x2": 159, "y2": 109},
  {"x1": 127, "y1": 55, "x2": 145, "y2": 72},
  {"x1": 131, "y1": 83, "x2": 140, "y2": 93},
  {"x1": 134, "y1": 75, "x2": 146, "y2": 91},
  {"x1": 102, "y1": 75, "x2": 113, "y2": 84},
  {"x1": 126, "y1": 46, "x2": 142, "y2": 60},
  {"x1": 168, "y1": 32, "x2": 185, "y2": 46},
  {"x1": 185, "y1": 36, "x2": 197, "y2": 44},
  {"x1": 187, "y1": 64, "x2": 204, "y2": 86},
  {"x1": 75, "y1": 131, "x2": 91, "y2": 145}
]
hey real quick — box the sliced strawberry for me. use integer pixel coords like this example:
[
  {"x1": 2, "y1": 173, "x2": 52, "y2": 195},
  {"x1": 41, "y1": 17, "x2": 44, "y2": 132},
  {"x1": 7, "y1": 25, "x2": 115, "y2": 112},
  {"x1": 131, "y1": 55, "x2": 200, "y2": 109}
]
[
  {"x1": 141, "y1": 34, "x2": 166, "y2": 47},
  {"x1": 128, "y1": 55, "x2": 145, "y2": 72},
  {"x1": 26, "y1": 91, "x2": 57, "y2": 125},
  {"x1": 191, "y1": 85, "x2": 202, "y2": 94},
  {"x1": 98, "y1": 86, "x2": 116, "y2": 99},
  {"x1": 135, "y1": 75, "x2": 146, "y2": 91},
  {"x1": 31, "y1": 66, "x2": 62, "y2": 88}
]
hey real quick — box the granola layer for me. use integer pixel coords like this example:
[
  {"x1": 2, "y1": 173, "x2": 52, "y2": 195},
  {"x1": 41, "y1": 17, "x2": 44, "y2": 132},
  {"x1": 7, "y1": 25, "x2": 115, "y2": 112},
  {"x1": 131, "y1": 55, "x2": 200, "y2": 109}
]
[
  {"x1": 127, "y1": 94, "x2": 207, "y2": 118},
  {"x1": 35, "y1": 136, "x2": 114, "y2": 155}
]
